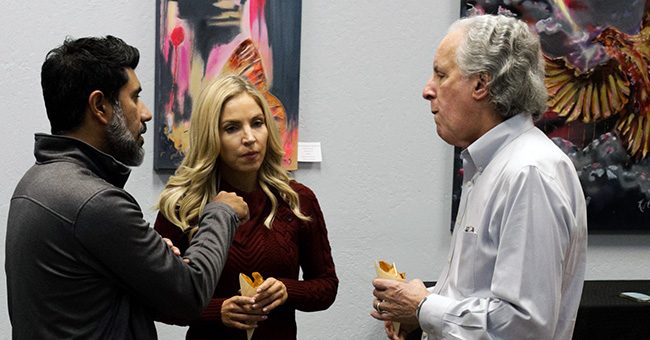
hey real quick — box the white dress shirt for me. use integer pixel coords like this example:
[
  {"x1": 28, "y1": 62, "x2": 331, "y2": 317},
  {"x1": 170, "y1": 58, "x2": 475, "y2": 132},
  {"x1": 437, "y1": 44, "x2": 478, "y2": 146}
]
[{"x1": 419, "y1": 114, "x2": 588, "y2": 340}]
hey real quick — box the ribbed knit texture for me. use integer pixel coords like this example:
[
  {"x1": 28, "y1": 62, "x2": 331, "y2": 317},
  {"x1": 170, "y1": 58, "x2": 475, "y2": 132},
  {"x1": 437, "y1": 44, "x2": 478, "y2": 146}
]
[{"x1": 154, "y1": 181, "x2": 338, "y2": 339}]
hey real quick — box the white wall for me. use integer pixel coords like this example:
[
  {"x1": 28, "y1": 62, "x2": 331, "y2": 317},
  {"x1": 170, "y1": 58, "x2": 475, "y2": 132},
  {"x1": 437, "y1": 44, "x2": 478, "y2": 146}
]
[{"x1": 1, "y1": 1, "x2": 649, "y2": 339}]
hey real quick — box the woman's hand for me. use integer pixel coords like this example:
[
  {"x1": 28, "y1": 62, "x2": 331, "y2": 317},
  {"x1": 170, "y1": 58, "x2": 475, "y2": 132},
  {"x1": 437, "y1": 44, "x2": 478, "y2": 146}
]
[
  {"x1": 253, "y1": 277, "x2": 288, "y2": 313},
  {"x1": 221, "y1": 295, "x2": 267, "y2": 330}
]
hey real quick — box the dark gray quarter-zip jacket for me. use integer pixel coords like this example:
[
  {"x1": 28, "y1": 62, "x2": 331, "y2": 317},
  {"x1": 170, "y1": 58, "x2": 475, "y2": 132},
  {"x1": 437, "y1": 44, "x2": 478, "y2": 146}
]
[{"x1": 6, "y1": 134, "x2": 238, "y2": 339}]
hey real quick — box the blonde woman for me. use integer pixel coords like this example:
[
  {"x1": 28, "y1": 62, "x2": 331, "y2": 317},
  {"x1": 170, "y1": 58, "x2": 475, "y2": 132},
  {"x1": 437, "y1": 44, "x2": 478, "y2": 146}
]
[{"x1": 155, "y1": 75, "x2": 338, "y2": 339}]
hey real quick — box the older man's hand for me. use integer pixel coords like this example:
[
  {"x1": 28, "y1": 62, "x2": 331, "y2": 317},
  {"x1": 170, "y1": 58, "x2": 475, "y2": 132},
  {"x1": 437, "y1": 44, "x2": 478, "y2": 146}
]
[
  {"x1": 383, "y1": 320, "x2": 407, "y2": 340},
  {"x1": 371, "y1": 278, "x2": 429, "y2": 325}
]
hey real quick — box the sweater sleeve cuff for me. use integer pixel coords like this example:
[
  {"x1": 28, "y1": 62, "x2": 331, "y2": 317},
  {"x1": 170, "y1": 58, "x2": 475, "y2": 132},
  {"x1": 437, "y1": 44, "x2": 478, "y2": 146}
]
[{"x1": 418, "y1": 293, "x2": 454, "y2": 338}]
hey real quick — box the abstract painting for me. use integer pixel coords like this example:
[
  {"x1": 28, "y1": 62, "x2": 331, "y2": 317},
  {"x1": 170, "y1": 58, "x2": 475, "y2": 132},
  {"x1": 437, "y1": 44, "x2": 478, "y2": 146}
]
[
  {"x1": 155, "y1": 0, "x2": 302, "y2": 170},
  {"x1": 452, "y1": 0, "x2": 650, "y2": 231}
]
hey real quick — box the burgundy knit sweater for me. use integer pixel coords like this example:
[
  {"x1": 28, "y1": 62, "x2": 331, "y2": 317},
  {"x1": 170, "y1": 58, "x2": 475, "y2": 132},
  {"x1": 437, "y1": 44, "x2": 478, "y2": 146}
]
[{"x1": 154, "y1": 181, "x2": 338, "y2": 339}]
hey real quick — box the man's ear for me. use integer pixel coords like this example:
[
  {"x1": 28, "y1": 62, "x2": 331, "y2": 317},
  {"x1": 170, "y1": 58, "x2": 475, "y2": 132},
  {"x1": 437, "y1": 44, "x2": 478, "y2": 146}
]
[
  {"x1": 88, "y1": 90, "x2": 111, "y2": 125},
  {"x1": 472, "y1": 73, "x2": 490, "y2": 100}
]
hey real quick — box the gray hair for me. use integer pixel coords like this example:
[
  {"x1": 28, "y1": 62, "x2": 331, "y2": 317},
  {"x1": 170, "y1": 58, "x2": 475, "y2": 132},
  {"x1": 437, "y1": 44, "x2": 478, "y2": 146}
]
[{"x1": 450, "y1": 15, "x2": 547, "y2": 120}]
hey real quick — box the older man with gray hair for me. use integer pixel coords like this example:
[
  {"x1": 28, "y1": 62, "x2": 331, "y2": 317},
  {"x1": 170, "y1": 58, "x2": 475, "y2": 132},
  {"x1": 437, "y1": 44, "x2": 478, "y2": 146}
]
[{"x1": 371, "y1": 14, "x2": 587, "y2": 340}]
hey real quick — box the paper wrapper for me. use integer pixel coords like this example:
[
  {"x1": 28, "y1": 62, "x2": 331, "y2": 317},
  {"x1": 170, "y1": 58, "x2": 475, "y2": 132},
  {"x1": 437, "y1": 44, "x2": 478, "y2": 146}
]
[
  {"x1": 375, "y1": 260, "x2": 406, "y2": 335},
  {"x1": 239, "y1": 272, "x2": 264, "y2": 340}
]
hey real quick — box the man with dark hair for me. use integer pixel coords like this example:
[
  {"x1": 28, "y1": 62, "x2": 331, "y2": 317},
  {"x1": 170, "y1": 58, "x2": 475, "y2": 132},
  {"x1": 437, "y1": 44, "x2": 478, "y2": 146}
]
[
  {"x1": 5, "y1": 35, "x2": 249, "y2": 339},
  {"x1": 371, "y1": 15, "x2": 587, "y2": 339}
]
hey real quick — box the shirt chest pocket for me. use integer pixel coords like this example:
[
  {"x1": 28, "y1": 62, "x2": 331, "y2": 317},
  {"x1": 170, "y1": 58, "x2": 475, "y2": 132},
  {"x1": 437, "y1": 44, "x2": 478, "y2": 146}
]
[{"x1": 453, "y1": 228, "x2": 478, "y2": 295}]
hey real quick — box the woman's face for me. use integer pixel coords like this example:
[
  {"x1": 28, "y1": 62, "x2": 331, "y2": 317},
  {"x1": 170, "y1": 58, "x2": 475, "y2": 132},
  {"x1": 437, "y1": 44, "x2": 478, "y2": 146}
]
[{"x1": 218, "y1": 93, "x2": 268, "y2": 181}]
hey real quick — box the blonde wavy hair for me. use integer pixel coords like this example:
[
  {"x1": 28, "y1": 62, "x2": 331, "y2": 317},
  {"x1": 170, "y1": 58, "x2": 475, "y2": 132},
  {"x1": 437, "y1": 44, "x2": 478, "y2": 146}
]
[{"x1": 157, "y1": 75, "x2": 310, "y2": 231}]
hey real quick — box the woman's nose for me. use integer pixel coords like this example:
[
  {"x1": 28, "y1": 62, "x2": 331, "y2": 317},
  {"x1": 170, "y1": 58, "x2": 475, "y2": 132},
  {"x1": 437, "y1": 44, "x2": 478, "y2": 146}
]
[{"x1": 242, "y1": 126, "x2": 255, "y2": 144}]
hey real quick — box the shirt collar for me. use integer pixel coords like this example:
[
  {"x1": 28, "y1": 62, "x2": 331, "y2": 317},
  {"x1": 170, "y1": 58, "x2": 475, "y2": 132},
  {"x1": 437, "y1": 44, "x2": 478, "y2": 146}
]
[{"x1": 460, "y1": 114, "x2": 534, "y2": 180}]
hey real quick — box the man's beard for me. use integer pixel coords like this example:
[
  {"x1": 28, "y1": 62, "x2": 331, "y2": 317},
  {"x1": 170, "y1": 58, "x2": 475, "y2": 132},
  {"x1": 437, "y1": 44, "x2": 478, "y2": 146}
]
[{"x1": 105, "y1": 101, "x2": 145, "y2": 166}]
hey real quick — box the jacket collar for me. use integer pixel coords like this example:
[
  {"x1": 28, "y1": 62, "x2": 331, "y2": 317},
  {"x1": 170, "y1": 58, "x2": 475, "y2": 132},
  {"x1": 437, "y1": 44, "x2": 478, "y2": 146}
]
[{"x1": 33, "y1": 133, "x2": 131, "y2": 188}]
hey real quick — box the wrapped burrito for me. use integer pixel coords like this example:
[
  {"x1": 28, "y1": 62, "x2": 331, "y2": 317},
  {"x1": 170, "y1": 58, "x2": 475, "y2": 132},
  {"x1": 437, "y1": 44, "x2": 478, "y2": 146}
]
[
  {"x1": 375, "y1": 260, "x2": 406, "y2": 335},
  {"x1": 239, "y1": 272, "x2": 265, "y2": 340}
]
